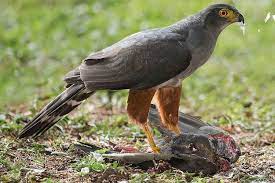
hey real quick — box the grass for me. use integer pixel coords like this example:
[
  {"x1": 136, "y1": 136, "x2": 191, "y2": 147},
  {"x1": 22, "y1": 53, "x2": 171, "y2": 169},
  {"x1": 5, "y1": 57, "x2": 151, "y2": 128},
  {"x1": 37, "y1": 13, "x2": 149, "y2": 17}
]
[{"x1": 0, "y1": 0, "x2": 274, "y2": 182}]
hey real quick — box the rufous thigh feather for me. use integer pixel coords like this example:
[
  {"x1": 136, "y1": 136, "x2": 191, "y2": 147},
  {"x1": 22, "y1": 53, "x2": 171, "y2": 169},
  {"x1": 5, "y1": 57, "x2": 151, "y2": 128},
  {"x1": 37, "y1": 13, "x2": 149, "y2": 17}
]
[
  {"x1": 127, "y1": 88, "x2": 160, "y2": 153},
  {"x1": 127, "y1": 89, "x2": 156, "y2": 125},
  {"x1": 155, "y1": 85, "x2": 182, "y2": 134}
]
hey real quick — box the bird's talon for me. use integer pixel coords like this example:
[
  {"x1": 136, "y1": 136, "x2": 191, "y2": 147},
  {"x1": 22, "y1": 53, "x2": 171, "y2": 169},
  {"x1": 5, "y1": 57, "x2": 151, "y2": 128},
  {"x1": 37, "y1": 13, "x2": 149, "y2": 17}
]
[
  {"x1": 151, "y1": 146, "x2": 161, "y2": 153},
  {"x1": 141, "y1": 123, "x2": 160, "y2": 153}
]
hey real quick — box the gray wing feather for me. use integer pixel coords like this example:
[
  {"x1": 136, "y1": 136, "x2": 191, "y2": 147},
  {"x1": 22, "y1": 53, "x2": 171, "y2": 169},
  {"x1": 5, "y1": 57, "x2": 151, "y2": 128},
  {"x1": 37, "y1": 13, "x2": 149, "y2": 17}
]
[
  {"x1": 80, "y1": 30, "x2": 191, "y2": 90},
  {"x1": 64, "y1": 68, "x2": 82, "y2": 87}
]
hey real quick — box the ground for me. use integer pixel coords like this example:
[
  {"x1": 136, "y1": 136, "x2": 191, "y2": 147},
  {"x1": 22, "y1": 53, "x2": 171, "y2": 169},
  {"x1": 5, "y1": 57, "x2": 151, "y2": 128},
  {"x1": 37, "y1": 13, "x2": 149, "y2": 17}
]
[
  {"x1": 0, "y1": 101, "x2": 274, "y2": 182},
  {"x1": 0, "y1": 0, "x2": 274, "y2": 182}
]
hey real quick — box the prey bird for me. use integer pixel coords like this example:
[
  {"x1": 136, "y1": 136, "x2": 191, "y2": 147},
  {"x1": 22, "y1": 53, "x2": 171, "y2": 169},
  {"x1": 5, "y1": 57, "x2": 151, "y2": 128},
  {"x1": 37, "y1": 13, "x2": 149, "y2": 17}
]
[{"x1": 19, "y1": 4, "x2": 244, "y2": 153}]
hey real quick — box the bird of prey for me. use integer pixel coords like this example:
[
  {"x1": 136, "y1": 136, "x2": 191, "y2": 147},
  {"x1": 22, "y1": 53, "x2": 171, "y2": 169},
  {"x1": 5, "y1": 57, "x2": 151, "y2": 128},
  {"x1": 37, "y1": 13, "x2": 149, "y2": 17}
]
[{"x1": 19, "y1": 4, "x2": 244, "y2": 153}]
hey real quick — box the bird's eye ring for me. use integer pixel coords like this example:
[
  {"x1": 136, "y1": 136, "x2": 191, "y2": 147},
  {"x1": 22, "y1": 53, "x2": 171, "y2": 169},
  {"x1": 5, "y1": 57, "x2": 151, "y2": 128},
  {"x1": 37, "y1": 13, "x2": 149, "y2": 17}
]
[{"x1": 219, "y1": 10, "x2": 228, "y2": 17}]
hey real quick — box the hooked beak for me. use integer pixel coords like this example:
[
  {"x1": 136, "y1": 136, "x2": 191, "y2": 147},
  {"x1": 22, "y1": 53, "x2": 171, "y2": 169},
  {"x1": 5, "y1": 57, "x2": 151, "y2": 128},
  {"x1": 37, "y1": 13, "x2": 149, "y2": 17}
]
[{"x1": 238, "y1": 13, "x2": 245, "y2": 24}]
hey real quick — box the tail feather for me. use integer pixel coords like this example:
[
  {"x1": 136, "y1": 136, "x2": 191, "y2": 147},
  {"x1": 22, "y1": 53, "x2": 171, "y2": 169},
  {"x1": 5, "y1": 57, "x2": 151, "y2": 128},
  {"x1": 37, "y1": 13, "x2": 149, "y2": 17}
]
[
  {"x1": 19, "y1": 84, "x2": 83, "y2": 136},
  {"x1": 18, "y1": 84, "x2": 94, "y2": 138}
]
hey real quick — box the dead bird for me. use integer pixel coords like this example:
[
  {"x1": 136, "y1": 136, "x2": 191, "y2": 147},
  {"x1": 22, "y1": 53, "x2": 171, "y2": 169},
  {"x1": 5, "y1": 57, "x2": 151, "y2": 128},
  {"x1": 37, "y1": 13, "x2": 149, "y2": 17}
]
[{"x1": 75, "y1": 105, "x2": 241, "y2": 175}]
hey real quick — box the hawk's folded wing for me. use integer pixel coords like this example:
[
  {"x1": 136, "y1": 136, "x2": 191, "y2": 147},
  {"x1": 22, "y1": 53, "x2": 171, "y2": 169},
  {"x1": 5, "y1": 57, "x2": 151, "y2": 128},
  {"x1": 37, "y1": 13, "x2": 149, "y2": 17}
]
[{"x1": 80, "y1": 30, "x2": 191, "y2": 90}]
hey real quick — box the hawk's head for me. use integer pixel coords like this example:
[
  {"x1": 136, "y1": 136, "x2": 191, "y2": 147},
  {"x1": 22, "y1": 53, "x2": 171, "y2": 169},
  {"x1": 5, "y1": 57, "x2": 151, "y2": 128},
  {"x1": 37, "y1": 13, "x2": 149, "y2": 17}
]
[{"x1": 202, "y1": 4, "x2": 244, "y2": 31}]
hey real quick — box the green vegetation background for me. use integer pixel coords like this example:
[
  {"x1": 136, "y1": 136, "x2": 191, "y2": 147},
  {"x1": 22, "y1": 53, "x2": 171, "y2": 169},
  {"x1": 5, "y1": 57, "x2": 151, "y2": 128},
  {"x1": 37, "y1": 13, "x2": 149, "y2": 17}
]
[
  {"x1": 0, "y1": 0, "x2": 274, "y2": 182},
  {"x1": 0, "y1": 0, "x2": 274, "y2": 124}
]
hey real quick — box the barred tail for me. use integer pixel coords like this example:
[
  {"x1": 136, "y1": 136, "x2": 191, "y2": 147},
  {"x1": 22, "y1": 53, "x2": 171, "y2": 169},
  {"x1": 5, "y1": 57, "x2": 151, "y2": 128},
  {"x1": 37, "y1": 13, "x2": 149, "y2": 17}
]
[{"x1": 18, "y1": 84, "x2": 95, "y2": 138}]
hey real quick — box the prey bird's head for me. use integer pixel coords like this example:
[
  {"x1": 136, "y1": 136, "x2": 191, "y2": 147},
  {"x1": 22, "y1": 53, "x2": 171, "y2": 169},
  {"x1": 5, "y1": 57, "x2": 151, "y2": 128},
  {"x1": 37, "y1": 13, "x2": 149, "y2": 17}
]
[{"x1": 201, "y1": 4, "x2": 244, "y2": 32}]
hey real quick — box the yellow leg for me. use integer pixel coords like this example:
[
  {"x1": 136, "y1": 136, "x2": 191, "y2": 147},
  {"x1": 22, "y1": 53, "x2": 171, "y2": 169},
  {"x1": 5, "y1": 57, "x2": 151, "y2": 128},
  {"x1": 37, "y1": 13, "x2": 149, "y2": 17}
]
[{"x1": 141, "y1": 123, "x2": 160, "y2": 153}]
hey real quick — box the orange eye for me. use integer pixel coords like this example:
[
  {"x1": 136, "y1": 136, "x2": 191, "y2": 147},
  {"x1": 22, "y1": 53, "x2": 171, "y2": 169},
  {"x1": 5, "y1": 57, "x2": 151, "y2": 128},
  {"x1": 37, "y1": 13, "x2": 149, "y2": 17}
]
[{"x1": 219, "y1": 10, "x2": 228, "y2": 17}]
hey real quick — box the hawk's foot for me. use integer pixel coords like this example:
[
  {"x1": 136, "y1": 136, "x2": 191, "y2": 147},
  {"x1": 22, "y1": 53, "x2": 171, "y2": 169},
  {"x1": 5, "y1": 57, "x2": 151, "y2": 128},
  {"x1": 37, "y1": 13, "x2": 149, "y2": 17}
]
[{"x1": 141, "y1": 123, "x2": 160, "y2": 153}]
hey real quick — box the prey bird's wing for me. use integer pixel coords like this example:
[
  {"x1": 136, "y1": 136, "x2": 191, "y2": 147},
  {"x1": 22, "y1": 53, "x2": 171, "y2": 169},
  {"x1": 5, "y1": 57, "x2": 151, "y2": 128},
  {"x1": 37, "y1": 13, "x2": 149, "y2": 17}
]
[{"x1": 80, "y1": 30, "x2": 191, "y2": 90}]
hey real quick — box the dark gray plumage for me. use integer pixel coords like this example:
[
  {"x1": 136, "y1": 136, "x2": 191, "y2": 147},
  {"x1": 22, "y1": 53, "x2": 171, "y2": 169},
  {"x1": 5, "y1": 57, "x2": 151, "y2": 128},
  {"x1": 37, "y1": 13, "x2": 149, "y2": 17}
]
[
  {"x1": 80, "y1": 31, "x2": 191, "y2": 90},
  {"x1": 18, "y1": 4, "x2": 244, "y2": 138},
  {"x1": 19, "y1": 84, "x2": 95, "y2": 138}
]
